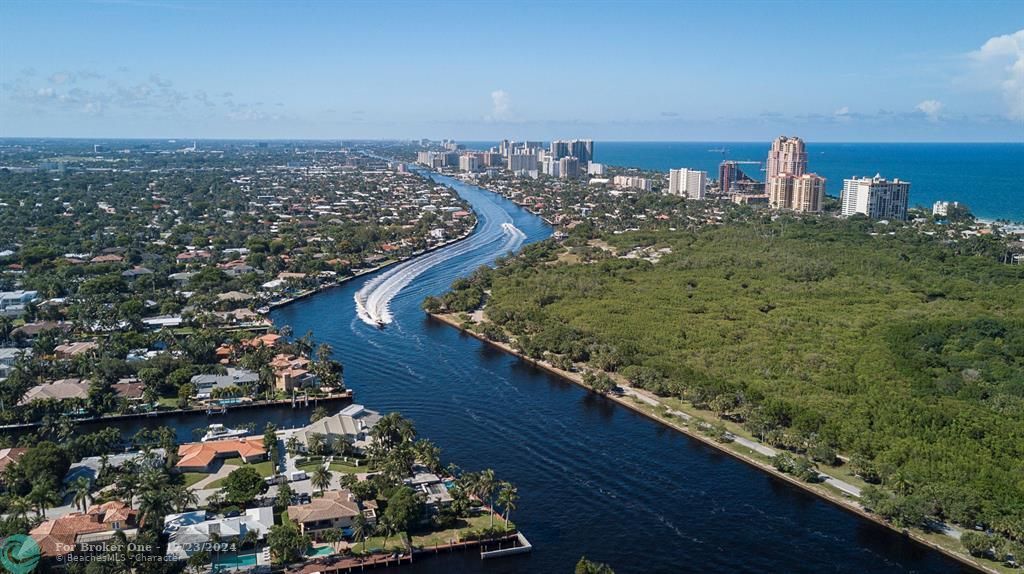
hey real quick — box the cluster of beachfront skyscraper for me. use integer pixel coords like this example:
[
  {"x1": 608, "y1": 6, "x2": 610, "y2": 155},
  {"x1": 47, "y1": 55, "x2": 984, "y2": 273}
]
[
  {"x1": 417, "y1": 139, "x2": 596, "y2": 180},
  {"x1": 418, "y1": 135, "x2": 912, "y2": 221},
  {"x1": 709, "y1": 136, "x2": 912, "y2": 220}
]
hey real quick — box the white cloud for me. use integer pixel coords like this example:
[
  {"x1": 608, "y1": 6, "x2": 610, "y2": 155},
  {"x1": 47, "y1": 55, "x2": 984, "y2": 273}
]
[
  {"x1": 487, "y1": 89, "x2": 511, "y2": 121},
  {"x1": 834, "y1": 106, "x2": 850, "y2": 116},
  {"x1": 916, "y1": 99, "x2": 943, "y2": 121},
  {"x1": 970, "y1": 29, "x2": 1024, "y2": 120}
]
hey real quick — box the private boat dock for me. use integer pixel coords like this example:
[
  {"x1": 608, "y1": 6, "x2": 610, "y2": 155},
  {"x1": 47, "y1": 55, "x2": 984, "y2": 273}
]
[{"x1": 286, "y1": 532, "x2": 532, "y2": 573}]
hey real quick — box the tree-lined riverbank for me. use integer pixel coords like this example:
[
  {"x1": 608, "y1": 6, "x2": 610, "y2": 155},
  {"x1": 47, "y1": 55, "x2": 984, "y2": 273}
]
[{"x1": 426, "y1": 310, "x2": 997, "y2": 573}]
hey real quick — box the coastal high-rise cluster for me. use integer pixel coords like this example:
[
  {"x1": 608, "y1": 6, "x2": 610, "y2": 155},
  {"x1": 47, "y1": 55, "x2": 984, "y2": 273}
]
[
  {"x1": 423, "y1": 138, "x2": 595, "y2": 180},
  {"x1": 766, "y1": 136, "x2": 826, "y2": 213},
  {"x1": 420, "y1": 136, "x2": 913, "y2": 221}
]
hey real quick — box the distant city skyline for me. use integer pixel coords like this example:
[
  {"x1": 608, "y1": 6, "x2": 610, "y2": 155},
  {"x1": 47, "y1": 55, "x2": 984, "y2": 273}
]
[{"x1": 1, "y1": 1, "x2": 1022, "y2": 141}]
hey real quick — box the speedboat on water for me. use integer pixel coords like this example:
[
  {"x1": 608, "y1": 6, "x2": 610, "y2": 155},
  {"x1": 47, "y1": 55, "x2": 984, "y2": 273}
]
[{"x1": 201, "y1": 423, "x2": 247, "y2": 442}]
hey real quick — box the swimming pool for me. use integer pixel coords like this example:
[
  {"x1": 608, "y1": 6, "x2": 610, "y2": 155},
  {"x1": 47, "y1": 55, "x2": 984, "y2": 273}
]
[
  {"x1": 306, "y1": 545, "x2": 334, "y2": 557},
  {"x1": 212, "y1": 553, "x2": 257, "y2": 571}
]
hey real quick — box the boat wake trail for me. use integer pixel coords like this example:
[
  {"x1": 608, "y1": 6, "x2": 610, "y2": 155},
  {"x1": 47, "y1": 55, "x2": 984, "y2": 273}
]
[{"x1": 354, "y1": 222, "x2": 526, "y2": 326}]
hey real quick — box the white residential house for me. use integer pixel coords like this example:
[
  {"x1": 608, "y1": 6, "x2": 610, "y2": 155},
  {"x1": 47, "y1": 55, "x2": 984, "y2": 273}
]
[
  {"x1": 284, "y1": 404, "x2": 381, "y2": 454},
  {"x1": 164, "y1": 507, "x2": 274, "y2": 561},
  {"x1": 0, "y1": 290, "x2": 38, "y2": 318},
  {"x1": 190, "y1": 368, "x2": 259, "y2": 399}
]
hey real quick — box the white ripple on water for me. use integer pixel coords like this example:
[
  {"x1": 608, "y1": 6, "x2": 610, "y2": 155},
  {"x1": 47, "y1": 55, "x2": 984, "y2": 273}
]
[{"x1": 354, "y1": 221, "x2": 525, "y2": 326}]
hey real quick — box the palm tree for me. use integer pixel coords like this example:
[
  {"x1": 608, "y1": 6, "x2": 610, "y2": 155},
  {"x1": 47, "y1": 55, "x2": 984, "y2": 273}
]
[
  {"x1": 137, "y1": 469, "x2": 173, "y2": 526},
  {"x1": 378, "y1": 519, "x2": 395, "y2": 553},
  {"x1": 308, "y1": 433, "x2": 326, "y2": 457},
  {"x1": 315, "y1": 342, "x2": 333, "y2": 362},
  {"x1": 0, "y1": 316, "x2": 12, "y2": 344},
  {"x1": 889, "y1": 471, "x2": 912, "y2": 496},
  {"x1": 413, "y1": 439, "x2": 441, "y2": 472},
  {"x1": 240, "y1": 528, "x2": 260, "y2": 550},
  {"x1": 496, "y1": 482, "x2": 518, "y2": 531},
  {"x1": 285, "y1": 436, "x2": 300, "y2": 455},
  {"x1": 138, "y1": 489, "x2": 173, "y2": 526},
  {"x1": 173, "y1": 485, "x2": 199, "y2": 512},
  {"x1": 28, "y1": 482, "x2": 59, "y2": 517},
  {"x1": 321, "y1": 528, "x2": 343, "y2": 552},
  {"x1": 369, "y1": 412, "x2": 416, "y2": 457},
  {"x1": 295, "y1": 331, "x2": 314, "y2": 357},
  {"x1": 117, "y1": 471, "x2": 139, "y2": 506},
  {"x1": 311, "y1": 466, "x2": 333, "y2": 494},
  {"x1": 351, "y1": 512, "x2": 369, "y2": 553},
  {"x1": 72, "y1": 476, "x2": 92, "y2": 511},
  {"x1": 473, "y1": 469, "x2": 498, "y2": 528},
  {"x1": 7, "y1": 496, "x2": 31, "y2": 523}
]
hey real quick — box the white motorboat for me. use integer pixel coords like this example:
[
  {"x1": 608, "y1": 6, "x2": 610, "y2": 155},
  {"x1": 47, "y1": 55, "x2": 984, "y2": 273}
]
[{"x1": 201, "y1": 423, "x2": 247, "y2": 442}]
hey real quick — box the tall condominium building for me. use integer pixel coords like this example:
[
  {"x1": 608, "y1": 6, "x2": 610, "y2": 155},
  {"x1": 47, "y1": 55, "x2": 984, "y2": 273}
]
[
  {"x1": 542, "y1": 155, "x2": 560, "y2": 177},
  {"x1": 587, "y1": 162, "x2": 606, "y2": 176},
  {"x1": 481, "y1": 152, "x2": 503, "y2": 167},
  {"x1": 507, "y1": 152, "x2": 538, "y2": 173},
  {"x1": 766, "y1": 136, "x2": 807, "y2": 179},
  {"x1": 765, "y1": 135, "x2": 824, "y2": 212},
  {"x1": 416, "y1": 151, "x2": 445, "y2": 169},
  {"x1": 932, "y1": 200, "x2": 961, "y2": 217},
  {"x1": 841, "y1": 174, "x2": 911, "y2": 220},
  {"x1": 550, "y1": 139, "x2": 593, "y2": 164},
  {"x1": 768, "y1": 173, "x2": 826, "y2": 212},
  {"x1": 549, "y1": 141, "x2": 569, "y2": 159},
  {"x1": 613, "y1": 175, "x2": 652, "y2": 192},
  {"x1": 668, "y1": 168, "x2": 707, "y2": 199},
  {"x1": 718, "y1": 161, "x2": 759, "y2": 194},
  {"x1": 458, "y1": 154, "x2": 481, "y2": 173},
  {"x1": 558, "y1": 156, "x2": 579, "y2": 179}
]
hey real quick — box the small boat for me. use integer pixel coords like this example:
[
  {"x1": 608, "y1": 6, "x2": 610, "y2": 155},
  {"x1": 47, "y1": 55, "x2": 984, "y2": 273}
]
[
  {"x1": 201, "y1": 423, "x2": 246, "y2": 441},
  {"x1": 375, "y1": 320, "x2": 386, "y2": 330}
]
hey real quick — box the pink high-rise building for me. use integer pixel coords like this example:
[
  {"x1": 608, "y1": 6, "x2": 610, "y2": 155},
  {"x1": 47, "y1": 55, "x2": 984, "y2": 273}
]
[{"x1": 766, "y1": 136, "x2": 807, "y2": 178}]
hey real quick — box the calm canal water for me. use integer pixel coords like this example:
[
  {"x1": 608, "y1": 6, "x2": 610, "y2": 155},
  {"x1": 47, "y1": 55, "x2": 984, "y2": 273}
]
[{"x1": 267, "y1": 173, "x2": 970, "y2": 573}]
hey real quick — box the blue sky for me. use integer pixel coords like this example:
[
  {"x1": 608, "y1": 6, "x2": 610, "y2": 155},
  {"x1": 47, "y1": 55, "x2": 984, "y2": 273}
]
[{"x1": 1, "y1": 0, "x2": 1022, "y2": 141}]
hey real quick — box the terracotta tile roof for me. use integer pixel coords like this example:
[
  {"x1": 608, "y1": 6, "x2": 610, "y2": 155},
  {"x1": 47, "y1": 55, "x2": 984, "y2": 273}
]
[
  {"x1": 271, "y1": 353, "x2": 309, "y2": 371},
  {"x1": 111, "y1": 381, "x2": 145, "y2": 399},
  {"x1": 246, "y1": 333, "x2": 282, "y2": 348},
  {"x1": 90, "y1": 254, "x2": 123, "y2": 263},
  {"x1": 288, "y1": 490, "x2": 360, "y2": 525},
  {"x1": 176, "y1": 438, "x2": 265, "y2": 470},
  {"x1": 20, "y1": 379, "x2": 90, "y2": 404},
  {"x1": 0, "y1": 447, "x2": 28, "y2": 473},
  {"x1": 54, "y1": 341, "x2": 99, "y2": 357},
  {"x1": 30, "y1": 501, "x2": 136, "y2": 557},
  {"x1": 89, "y1": 501, "x2": 135, "y2": 524}
]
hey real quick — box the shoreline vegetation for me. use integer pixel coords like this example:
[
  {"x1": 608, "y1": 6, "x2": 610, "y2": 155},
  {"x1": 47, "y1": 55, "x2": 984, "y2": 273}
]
[
  {"x1": 418, "y1": 197, "x2": 1024, "y2": 573},
  {"x1": 265, "y1": 224, "x2": 478, "y2": 313},
  {"x1": 428, "y1": 310, "x2": 996, "y2": 574}
]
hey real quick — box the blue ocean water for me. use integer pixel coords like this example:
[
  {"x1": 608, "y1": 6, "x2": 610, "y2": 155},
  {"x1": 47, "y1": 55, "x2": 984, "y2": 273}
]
[{"x1": 464, "y1": 141, "x2": 1024, "y2": 222}]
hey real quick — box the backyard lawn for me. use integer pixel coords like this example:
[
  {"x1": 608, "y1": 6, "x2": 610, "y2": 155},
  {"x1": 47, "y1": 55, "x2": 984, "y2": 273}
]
[
  {"x1": 182, "y1": 472, "x2": 209, "y2": 487},
  {"x1": 350, "y1": 533, "x2": 408, "y2": 556},
  {"x1": 410, "y1": 512, "x2": 512, "y2": 548}
]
